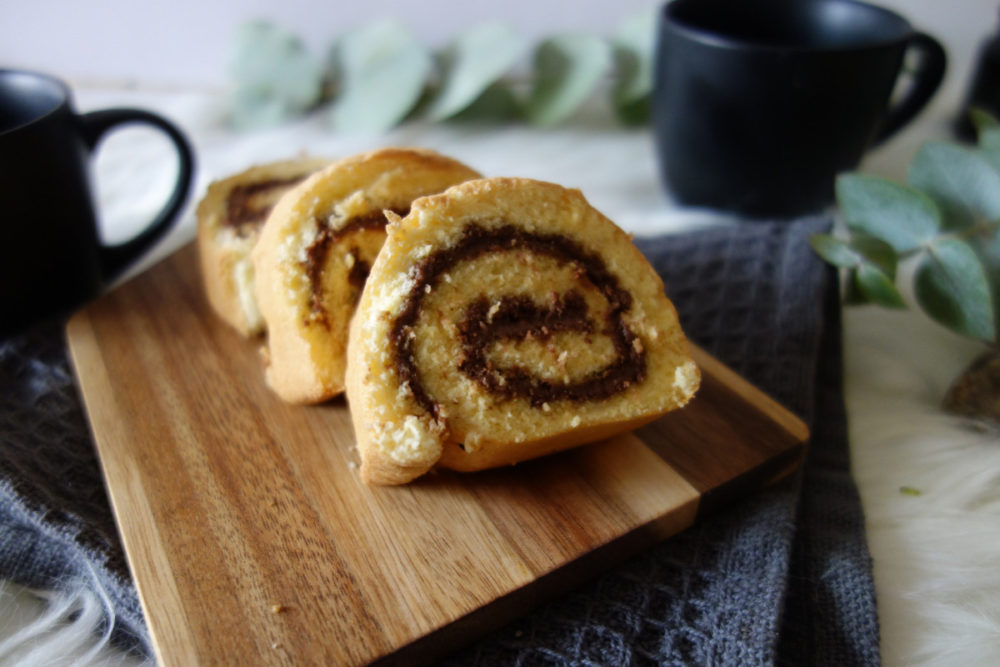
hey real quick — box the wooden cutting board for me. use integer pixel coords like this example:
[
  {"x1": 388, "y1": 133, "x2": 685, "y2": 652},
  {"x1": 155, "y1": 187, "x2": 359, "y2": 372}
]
[{"x1": 66, "y1": 243, "x2": 808, "y2": 666}]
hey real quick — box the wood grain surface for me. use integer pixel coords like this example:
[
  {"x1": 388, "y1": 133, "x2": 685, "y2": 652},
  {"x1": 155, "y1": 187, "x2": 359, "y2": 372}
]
[{"x1": 66, "y1": 243, "x2": 808, "y2": 666}]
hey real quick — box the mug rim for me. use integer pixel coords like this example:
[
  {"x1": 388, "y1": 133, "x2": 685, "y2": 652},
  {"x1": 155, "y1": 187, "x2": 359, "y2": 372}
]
[
  {"x1": 662, "y1": 0, "x2": 914, "y2": 54},
  {"x1": 0, "y1": 69, "x2": 71, "y2": 136}
]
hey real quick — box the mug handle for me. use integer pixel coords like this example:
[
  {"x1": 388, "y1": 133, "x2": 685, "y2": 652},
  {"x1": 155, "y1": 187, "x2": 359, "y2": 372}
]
[
  {"x1": 875, "y1": 32, "x2": 947, "y2": 144},
  {"x1": 78, "y1": 108, "x2": 195, "y2": 282}
]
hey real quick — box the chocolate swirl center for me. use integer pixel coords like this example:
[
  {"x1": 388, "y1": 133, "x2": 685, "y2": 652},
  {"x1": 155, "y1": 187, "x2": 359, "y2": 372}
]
[
  {"x1": 391, "y1": 223, "x2": 646, "y2": 415},
  {"x1": 302, "y1": 208, "x2": 408, "y2": 327},
  {"x1": 224, "y1": 177, "x2": 306, "y2": 236}
]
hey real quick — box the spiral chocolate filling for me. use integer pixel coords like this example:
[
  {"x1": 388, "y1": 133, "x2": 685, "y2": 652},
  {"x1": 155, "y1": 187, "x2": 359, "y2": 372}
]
[
  {"x1": 224, "y1": 177, "x2": 306, "y2": 236},
  {"x1": 303, "y1": 208, "x2": 408, "y2": 327},
  {"x1": 391, "y1": 223, "x2": 646, "y2": 415}
]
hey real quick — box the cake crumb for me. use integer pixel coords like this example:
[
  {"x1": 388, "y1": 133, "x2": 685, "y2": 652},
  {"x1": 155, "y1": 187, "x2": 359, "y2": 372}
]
[{"x1": 486, "y1": 301, "x2": 500, "y2": 322}]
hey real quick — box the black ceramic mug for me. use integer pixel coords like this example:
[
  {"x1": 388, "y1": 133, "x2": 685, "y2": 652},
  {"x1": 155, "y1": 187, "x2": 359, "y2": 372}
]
[
  {"x1": 652, "y1": 0, "x2": 946, "y2": 218},
  {"x1": 0, "y1": 69, "x2": 194, "y2": 336}
]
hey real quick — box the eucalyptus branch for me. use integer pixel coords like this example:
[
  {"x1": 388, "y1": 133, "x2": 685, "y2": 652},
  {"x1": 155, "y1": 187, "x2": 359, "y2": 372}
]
[
  {"x1": 226, "y1": 15, "x2": 656, "y2": 132},
  {"x1": 887, "y1": 218, "x2": 1000, "y2": 263},
  {"x1": 811, "y1": 111, "x2": 1000, "y2": 344},
  {"x1": 931, "y1": 217, "x2": 1000, "y2": 248}
]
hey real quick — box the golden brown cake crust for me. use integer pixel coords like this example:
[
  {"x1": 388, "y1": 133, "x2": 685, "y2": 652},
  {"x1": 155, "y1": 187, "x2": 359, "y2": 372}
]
[
  {"x1": 197, "y1": 157, "x2": 330, "y2": 337},
  {"x1": 346, "y1": 177, "x2": 700, "y2": 485},
  {"x1": 251, "y1": 148, "x2": 481, "y2": 404}
]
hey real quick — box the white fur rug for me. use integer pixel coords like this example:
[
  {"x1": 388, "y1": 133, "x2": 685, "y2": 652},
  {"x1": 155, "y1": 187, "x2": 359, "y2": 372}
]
[
  {"x1": 845, "y1": 306, "x2": 1000, "y2": 666},
  {"x1": 0, "y1": 580, "x2": 147, "y2": 666}
]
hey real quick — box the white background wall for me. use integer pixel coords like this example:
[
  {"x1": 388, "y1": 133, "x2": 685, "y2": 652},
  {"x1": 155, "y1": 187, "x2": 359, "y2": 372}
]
[
  {"x1": 3, "y1": 0, "x2": 657, "y2": 88},
  {"x1": 2, "y1": 0, "x2": 998, "y2": 110}
]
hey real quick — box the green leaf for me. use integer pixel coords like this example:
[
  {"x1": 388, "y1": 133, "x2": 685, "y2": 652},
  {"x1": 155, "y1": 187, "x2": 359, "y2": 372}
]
[
  {"x1": 613, "y1": 96, "x2": 652, "y2": 127},
  {"x1": 426, "y1": 22, "x2": 525, "y2": 121},
  {"x1": 851, "y1": 233, "x2": 900, "y2": 277},
  {"x1": 447, "y1": 82, "x2": 523, "y2": 122},
  {"x1": 228, "y1": 21, "x2": 324, "y2": 129},
  {"x1": 852, "y1": 234, "x2": 905, "y2": 308},
  {"x1": 855, "y1": 263, "x2": 906, "y2": 308},
  {"x1": 810, "y1": 234, "x2": 860, "y2": 268},
  {"x1": 610, "y1": 11, "x2": 656, "y2": 126},
  {"x1": 977, "y1": 128, "x2": 1000, "y2": 173},
  {"x1": 907, "y1": 142, "x2": 1000, "y2": 230},
  {"x1": 328, "y1": 20, "x2": 431, "y2": 133},
  {"x1": 843, "y1": 268, "x2": 871, "y2": 305},
  {"x1": 811, "y1": 233, "x2": 905, "y2": 307},
  {"x1": 229, "y1": 91, "x2": 299, "y2": 130},
  {"x1": 970, "y1": 107, "x2": 1000, "y2": 135},
  {"x1": 915, "y1": 238, "x2": 996, "y2": 341},
  {"x1": 836, "y1": 173, "x2": 940, "y2": 251},
  {"x1": 810, "y1": 233, "x2": 899, "y2": 272},
  {"x1": 971, "y1": 229, "x2": 1000, "y2": 336},
  {"x1": 525, "y1": 34, "x2": 612, "y2": 126}
]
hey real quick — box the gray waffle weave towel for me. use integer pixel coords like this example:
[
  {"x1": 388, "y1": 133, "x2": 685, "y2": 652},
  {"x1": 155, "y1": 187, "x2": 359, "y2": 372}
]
[{"x1": 0, "y1": 215, "x2": 879, "y2": 664}]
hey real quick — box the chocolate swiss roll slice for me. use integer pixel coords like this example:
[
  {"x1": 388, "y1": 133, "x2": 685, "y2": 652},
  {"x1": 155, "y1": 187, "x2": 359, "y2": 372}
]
[
  {"x1": 346, "y1": 177, "x2": 700, "y2": 485},
  {"x1": 197, "y1": 157, "x2": 330, "y2": 336},
  {"x1": 252, "y1": 148, "x2": 481, "y2": 404}
]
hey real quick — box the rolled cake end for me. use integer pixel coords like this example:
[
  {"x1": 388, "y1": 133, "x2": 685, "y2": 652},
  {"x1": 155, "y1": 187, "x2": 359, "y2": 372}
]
[
  {"x1": 197, "y1": 157, "x2": 331, "y2": 337},
  {"x1": 346, "y1": 177, "x2": 700, "y2": 484}
]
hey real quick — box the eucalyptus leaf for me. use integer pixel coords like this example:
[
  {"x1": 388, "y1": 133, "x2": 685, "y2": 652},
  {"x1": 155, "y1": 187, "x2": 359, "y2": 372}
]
[
  {"x1": 843, "y1": 268, "x2": 872, "y2": 305},
  {"x1": 915, "y1": 238, "x2": 996, "y2": 341},
  {"x1": 526, "y1": 34, "x2": 612, "y2": 126},
  {"x1": 978, "y1": 127, "x2": 1000, "y2": 172},
  {"x1": 970, "y1": 107, "x2": 1000, "y2": 134},
  {"x1": 611, "y1": 11, "x2": 656, "y2": 125},
  {"x1": 809, "y1": 234, "x2": 859, "y2": 268},
  {"x1": 426, "y1": 22, "x2": 525, "y2": 121},
  {"x1": 228, "y1": 21, "x2": 324, "y2": 128},
  {"x1": 614, "y1": 96, "x2": 652, "y2": 127},
  {"x1": 811, "y1": 233, "x2": 903, "y2": 307},
  {"x1": 851, "y1": 233, "x2": 900, "y2": 277},
  {"x1": 968, "y1": 118, "x2": 1000, "y2": 329},
  {"x1": 328, "y1": 20, "x2": 431, "y2": 133},
  {"x1": 809, "y1": 233, "x2": 898, "y2": 274},
  {"x1": 229, "y1": 91, "x2": 298, "y2": 130},
  {"x1": 907, "y1": 141, "x2": 1000, "y2": 230},
  {"x1": 836, "y1": 173, "x2": 940, "y2": 251},
  {"x1": 971, "y1": 229, "x2": 1000, "y2": 336},
  {"x1": 855, "y1": 263, "x2": 906, "y2": 308},
  {"x1": 447, "y1": 82, "x2": 523, "y2": 122}
]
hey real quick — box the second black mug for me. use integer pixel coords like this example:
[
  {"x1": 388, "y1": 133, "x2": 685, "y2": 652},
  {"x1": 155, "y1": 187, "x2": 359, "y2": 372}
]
[{"x1": 652, "y1": 0, "x2": 946, "y2": 218}]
